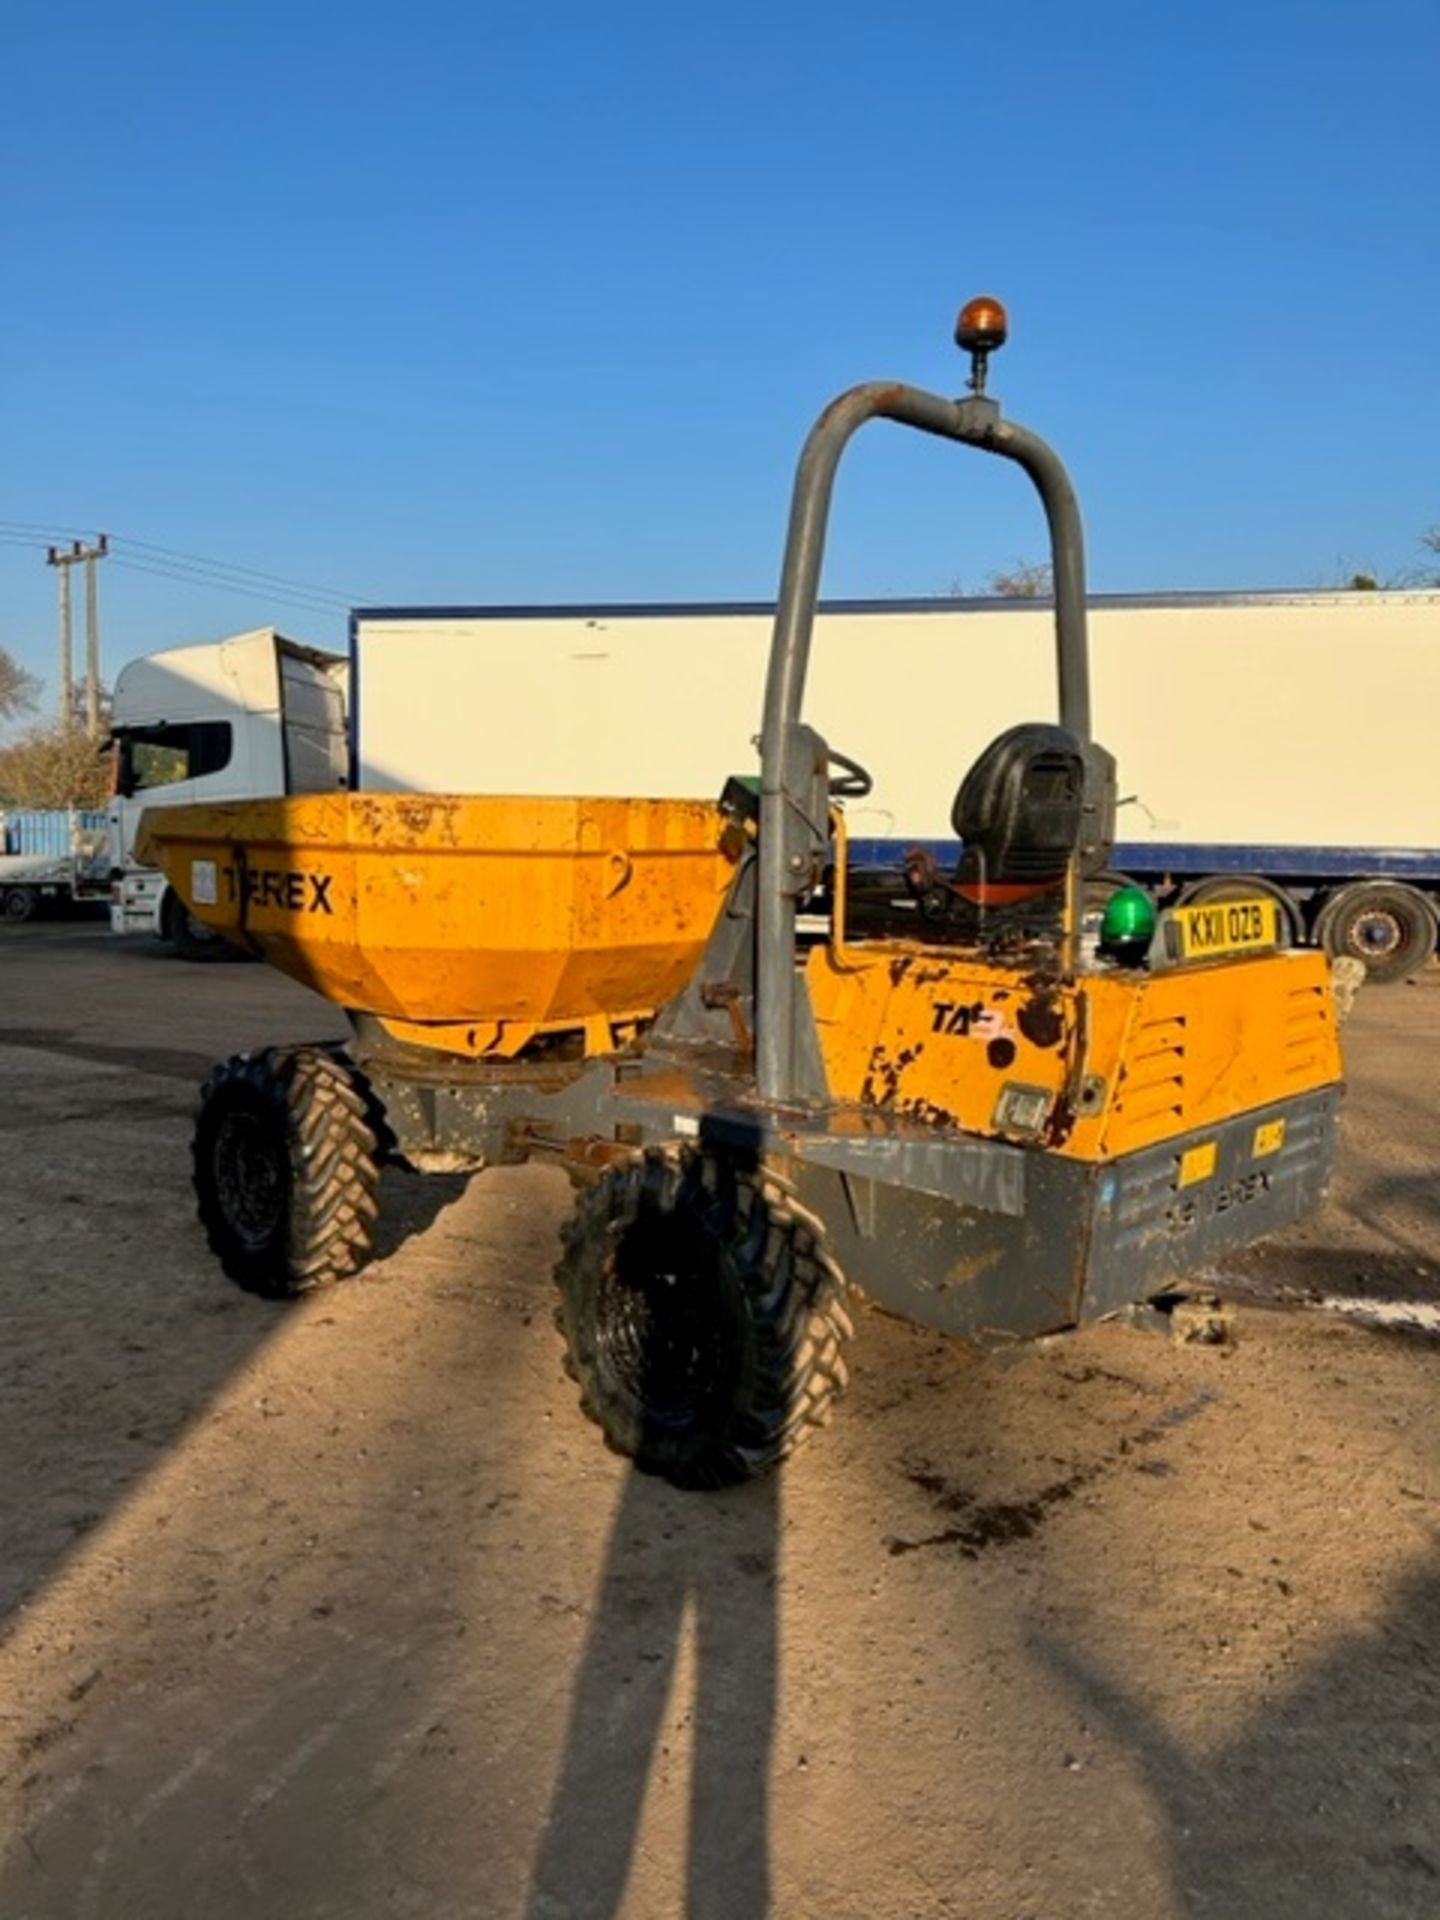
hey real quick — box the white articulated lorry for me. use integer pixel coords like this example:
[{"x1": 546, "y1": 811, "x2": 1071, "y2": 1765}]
[
  {"x1": 108, "y1": 628, "x2": 347, "y2": 957},
  {"x1": 351, "y1": 589, "x2": 1439, "y2": 982},
  {"x1": 109, "y1": 592, "x2": 1437, "y2": 977}
]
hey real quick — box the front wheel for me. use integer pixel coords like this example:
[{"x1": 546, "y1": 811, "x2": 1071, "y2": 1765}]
[
  {"x1": 553, "y1": 1147, "x2": 852, "y2": 1488},
  {"x1": 193, "y1": 1047, "x2": 381, "y2": 1296},
  {"x1": 3, "y1": 887, "x2": 37, "y2": 923}
]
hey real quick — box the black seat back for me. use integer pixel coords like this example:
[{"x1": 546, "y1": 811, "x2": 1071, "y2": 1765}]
[{"x1": 952, "y1": 723, "x2": 1116, "y2": 898}]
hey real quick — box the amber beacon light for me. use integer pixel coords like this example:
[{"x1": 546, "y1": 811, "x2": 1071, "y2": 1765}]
[{"x1": 954, "y1": 294, "x2": 1008, "y2": 393}]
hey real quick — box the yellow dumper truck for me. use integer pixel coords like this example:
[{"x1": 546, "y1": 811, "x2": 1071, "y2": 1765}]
[{"x1": 142, "y1": 299, "x2": 1343, "y2": 1488}]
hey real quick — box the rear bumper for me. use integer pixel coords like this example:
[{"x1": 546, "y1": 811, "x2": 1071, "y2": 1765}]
[
  {"x1": 1077, "y1": 1086, "x2": 1338, "y2": 1320},
  {"x1": 785, "y1": 1084, "x2": 1340, "y2": 1343}
]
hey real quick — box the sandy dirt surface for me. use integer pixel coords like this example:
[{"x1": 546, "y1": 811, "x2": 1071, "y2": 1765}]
[{"x1": 1, "y1": 922, "x2": 1437, "y2": 1919}]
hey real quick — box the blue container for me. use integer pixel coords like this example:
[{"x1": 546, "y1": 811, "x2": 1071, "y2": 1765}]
[{"x1": 2, "y1": 809, "x2": 108, "y2": 858}]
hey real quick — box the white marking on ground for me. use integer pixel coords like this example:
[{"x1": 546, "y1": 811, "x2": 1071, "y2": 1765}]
[
  {"x1": 1313, "y1": 1295, "x2": 1440, "y2": 1335},
  {"x1": 133, "y1": 1656, "x2": 337, "y2": 1824}
]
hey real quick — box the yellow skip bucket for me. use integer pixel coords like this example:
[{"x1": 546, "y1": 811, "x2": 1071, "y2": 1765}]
[{"x1": 139, "y1": 792, "x2": 738, "y2": 1056}]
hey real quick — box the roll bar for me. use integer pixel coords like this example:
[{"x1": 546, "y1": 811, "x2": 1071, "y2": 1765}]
[{"x1": 756, "y1": 349, "x2": 1093, "y2": 1106}]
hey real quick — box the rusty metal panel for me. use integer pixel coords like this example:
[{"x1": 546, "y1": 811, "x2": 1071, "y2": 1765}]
[{"x1": 807, "y1": 937, "x2": 1342, "y2": 1165}]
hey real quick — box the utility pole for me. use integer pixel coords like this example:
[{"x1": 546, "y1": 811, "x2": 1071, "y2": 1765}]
[
  {"x1": 46, "y1": 534, "x2": 109, "y2": 734},
  {"x1": 84, "y1": 534, "x2": 109, "y2": 735},
  {"x1": 50, "y1": 546, "x2": 75, "y2": 725}
]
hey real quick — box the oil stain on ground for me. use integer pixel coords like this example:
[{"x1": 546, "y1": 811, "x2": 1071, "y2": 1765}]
[{"x1": 886, "y1": 1389, "x2": 1217, "y2": 1560}]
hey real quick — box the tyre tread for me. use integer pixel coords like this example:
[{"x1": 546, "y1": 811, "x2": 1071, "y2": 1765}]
[
  {"x1": 193, "y1": 1046, "x2": 381, "y2": 1297},
  {"x1": 553, "y1": 1145, "x2": 851, "y2": 1488}
]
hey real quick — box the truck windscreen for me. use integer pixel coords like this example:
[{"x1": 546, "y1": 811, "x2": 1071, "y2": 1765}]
[{"x1": 117, "y1": 721, "x2": 233, "y2": 796}]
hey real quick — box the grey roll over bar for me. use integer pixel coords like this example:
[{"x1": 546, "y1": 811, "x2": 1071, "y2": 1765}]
[{"x1": 756, "y1": 302, "x2": 1094, "y2": 1105}]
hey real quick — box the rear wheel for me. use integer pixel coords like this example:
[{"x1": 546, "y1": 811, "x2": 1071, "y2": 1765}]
[
  {"x1": 2, "y1": 888, "x2": 37, "y2": 923},
  {"x1": 553, "y1": 1146, "x2": 852, "y2": 1488},
  {"x1": 193, "y1": 1047, "x2": 381, "y2": 1296},
  {"x1": 1316, "y1": 881, "x2": 1435, "y2": 984}
]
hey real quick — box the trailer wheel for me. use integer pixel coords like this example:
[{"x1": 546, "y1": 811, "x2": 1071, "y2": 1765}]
[
  {"x1": 1316, "y1": 882, "x2": 1435, "y2": 984},
  {"x1": 162, "y1": 887, "x2": 227, "y2": 962},
  {"x1": 2, "y1": 887, "x2": 37, "y2": 924},
  {"x1": 1176, "y1": 873, "x2": 1301, "y2": 945},
  {"x1": 553, "y1": 1146, "x2": 852, "y2": 1489},
  {"x1": 193, "y1": 1047, "x2": 381, "y2": 1296}
]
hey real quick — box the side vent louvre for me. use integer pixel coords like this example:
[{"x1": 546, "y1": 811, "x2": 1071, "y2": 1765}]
[
  {"x1": 1283, "y1": 983, "x2": 1331, "y2": 1080},
  {"x1": 1109, "y1": 1013, "x2": 1188, "y2": 1150}
]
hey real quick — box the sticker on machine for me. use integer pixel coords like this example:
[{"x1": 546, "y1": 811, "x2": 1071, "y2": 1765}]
[{"x1": 190, "y1": 858, "x2": 218, "y2": 906}]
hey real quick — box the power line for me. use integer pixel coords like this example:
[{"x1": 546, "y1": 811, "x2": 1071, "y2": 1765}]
[
  {"x1": 0, "y1": 521, "x2": 367, "y2": 607},
  {"x1": 106, "y1": 555, "x2": 350, "y2": 619},
  {"x1": 0, "y1": 520, "x2": 360, "y2": 600},
  {"x1": 0, "y1": 518, "x2": 94, "y2": 537},
  {"x1": 108, "y1": 542, "x2": 356, "y2": 608},
  {"x1": 116, "y1": 536, "x2": 366, "y2": 604},
  {"x1": 1, "y1": 534, "x2": 349, "y2": 620},
  {"x1": 104, "y1": 550, "x2": 352, "y2": 610},
  {"x1": 1, "y1": 530, "x2": 354, "y2": 622}
]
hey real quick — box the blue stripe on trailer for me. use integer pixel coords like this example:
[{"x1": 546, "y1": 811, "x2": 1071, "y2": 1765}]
[
  {"x1": 351, "y1": 587, "x2": 1440, "y2": 623},
  {"x1": 843, "y1": 838, "x2": 1440, "y2": 882},
  {"x1": 1112, "y1": 844, "x2": 1440, "y2": 881}
]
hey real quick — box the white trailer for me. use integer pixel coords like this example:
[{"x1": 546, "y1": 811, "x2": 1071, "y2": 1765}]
[
  {"x1": 352, "y1": 590, "x2": 1440, "y2": 981},
  {"x1": 108, "y1": 628, "x2": 347, "y2": 956}
]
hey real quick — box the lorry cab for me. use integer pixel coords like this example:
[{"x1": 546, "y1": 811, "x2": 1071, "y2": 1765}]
[{"x1": 108, "y1": 628, "x2": 347, "y2": 953}]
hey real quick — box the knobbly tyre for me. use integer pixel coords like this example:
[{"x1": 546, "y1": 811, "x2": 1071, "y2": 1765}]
[{"x1": 142, "y1": 299, "x2": 1344, "y2": 1490}]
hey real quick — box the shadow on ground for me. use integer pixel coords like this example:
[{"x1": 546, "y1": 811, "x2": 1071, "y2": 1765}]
[
  {"x1": 527, "y1": 1468, "x2": 778, "y2": 1920},
  {"x1": 1038, "y1": 1553, "x2": 1440, "y2": 1917},
  {"x1": 0, "y1": 929, "x2": 466, "y2": 1635}
]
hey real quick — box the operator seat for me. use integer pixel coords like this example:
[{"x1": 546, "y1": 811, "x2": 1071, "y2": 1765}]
[
  {"x1": 906, "y1": 723, "x2": 1116, "y2": 938},
  {"x1": 953, "y1": 722, "x2": 1115, "y2": 899}
]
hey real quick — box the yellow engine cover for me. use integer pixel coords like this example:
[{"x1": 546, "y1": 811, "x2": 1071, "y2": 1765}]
[{"x1": 806, "y1": 940, "x2": 1343, "y2": 1161}]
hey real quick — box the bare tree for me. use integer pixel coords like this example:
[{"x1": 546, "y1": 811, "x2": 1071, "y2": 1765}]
[
  {"x1": 0, "y1": 720, "x2": 112, "y2": 809},
  {"x1": 986, "y1": 558, "x2": 1053, "y2": 599},
  {"x1": 0, "y1": 646, "x2": 40, "y2": 724},
  {"x1": 1326, "y1": 523, "x2": 1440, "y2": 592}
]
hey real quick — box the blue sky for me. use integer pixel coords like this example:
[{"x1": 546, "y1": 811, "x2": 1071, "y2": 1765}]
[{"x1": 2, "y1": 0, "x2": 1436, "y2": 699}]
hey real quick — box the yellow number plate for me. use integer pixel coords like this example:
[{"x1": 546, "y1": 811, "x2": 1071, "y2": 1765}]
[{"x1": 1170, "y1": 896, "x2": 1280, "y2": 961}]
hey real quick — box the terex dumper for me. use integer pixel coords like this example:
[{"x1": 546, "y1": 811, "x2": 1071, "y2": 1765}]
[{"x1": 142, "y1": 299, "x2": 1343, "y2": 1488}]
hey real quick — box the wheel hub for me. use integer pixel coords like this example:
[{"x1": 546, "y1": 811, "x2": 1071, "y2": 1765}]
[
  {"x1": 596, "y1": 1217, "x2": 730, "y2": 1431},
  {"x1": 1350, "y1": 910, "x2": 1402, "y2": 958},
  {"x1": 213, "y1": 1111, "x2": 286, "y2": 1247}
]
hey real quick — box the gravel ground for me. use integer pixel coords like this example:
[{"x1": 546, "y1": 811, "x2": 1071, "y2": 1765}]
[{"x1": 1, "y1": 921, "x2": 1437, "y2": 1919}]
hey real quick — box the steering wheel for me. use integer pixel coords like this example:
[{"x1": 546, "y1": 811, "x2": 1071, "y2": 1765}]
[{"x1": 827, "y1": 748, "x2": 874, "y2": 799}]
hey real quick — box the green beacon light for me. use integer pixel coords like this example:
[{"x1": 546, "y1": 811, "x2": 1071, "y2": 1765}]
[{"x1": 1099, "y1": 884, "x2": 1157, "y2": 960}]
